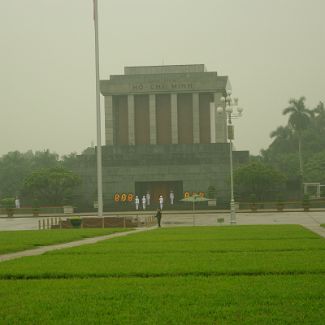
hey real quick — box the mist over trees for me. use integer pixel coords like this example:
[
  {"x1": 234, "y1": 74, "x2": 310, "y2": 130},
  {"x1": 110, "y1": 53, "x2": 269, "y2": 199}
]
[
  {"x1": 252, "y1": 98, "x2": 325, "y2": 199},
  {"x1": 0, "y1": 150, "x2": 80, "y2": 205},
  {"x1": 234, "y1": 162, "x2": 286, "y2": 201},
  {"x1": 23, "y1": 167, "x2": 81, "y2": 206},
  {"x1": 265, "y1": 99, "x2": 325, "y2": 159}
]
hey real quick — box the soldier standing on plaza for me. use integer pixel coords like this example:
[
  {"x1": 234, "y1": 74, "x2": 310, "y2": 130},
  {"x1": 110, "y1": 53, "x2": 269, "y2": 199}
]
[
  {"x1": 155, "y1": 208, "x2": 162, "y2": 227},
  {"x1": 135, "y1": 195, "x2": 140, "y2": 210}
]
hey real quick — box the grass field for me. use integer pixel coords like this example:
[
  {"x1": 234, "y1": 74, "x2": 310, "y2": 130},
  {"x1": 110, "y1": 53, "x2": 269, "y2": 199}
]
[
  {"x1": 0, "y1": 225, "x2": 325, "y2": 324},
  {"x1": 0, "y1": 228, "x2": 129, "y2": 254}
]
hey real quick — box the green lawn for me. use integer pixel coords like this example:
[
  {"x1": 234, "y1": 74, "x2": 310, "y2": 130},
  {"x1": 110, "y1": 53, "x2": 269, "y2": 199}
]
[
  {"x1": 0, "y1": 228, "x2": 130, "y2": 254},
  {"x1": 0, "y1": 225, "x2": 324, "y2": 324}
]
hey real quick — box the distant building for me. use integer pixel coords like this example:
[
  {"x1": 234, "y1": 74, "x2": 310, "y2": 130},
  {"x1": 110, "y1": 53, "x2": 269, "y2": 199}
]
[{"x1": 76, "y1": 65, "x2": 249, "y2": 209}]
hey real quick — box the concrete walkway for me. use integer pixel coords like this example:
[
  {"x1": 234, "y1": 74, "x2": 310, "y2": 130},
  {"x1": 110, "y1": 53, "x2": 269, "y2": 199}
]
[
  {"x1": 302, "y1": 224, "x2": 325, "y2": 238},
  {"x1": 1, "y1": 211, "x2": 325, "y2": 231},
  {"x1": 0, "y1": 227, "x2": 154, "y2": 263}
]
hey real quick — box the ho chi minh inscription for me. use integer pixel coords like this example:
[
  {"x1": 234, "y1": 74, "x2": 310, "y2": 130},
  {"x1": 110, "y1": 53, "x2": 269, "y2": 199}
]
[{"x1": 130, "y1": 82, "x2": 193, "y2": 92}]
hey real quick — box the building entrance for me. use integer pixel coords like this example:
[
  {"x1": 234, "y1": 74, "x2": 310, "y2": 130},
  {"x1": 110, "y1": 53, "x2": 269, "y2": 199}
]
[{"x1": 135, "y1": 181, "x2": 183, "y2": 207}]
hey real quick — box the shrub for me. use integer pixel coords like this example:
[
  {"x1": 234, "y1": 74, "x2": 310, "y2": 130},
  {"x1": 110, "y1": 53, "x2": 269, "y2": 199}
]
[
  {"x1": 1, "y1": 198, "x2": 15, "y2": 217},
  {"x1": 69, "y1": 216, "x2": 82, "y2": 228},
  {"x1": 1, "y1": 198, "x2": 15, "y2": 209}
]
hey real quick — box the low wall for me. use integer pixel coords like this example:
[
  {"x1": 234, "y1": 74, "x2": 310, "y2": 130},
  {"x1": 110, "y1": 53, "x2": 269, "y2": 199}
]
[
  {"x1": 51, "y1": 216, "x2": 156, "y2": 229},
  {"x1": 0, "y1": 207, "x2": 64, "y2": 216}
]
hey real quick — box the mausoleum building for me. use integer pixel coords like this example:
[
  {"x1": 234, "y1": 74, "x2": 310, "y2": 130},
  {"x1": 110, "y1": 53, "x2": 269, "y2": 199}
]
[{"x1": 76, "y1": 64, "x2": 249, "y2": 209}]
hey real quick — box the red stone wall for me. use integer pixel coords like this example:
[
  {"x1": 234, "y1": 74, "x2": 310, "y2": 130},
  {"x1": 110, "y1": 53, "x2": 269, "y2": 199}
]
[
  {"x1": 134, "y1": 95, "x2": 150, "y2": 144},
  {"x1": 199, "y1": 93, "x2": 213, "y2": 143},
  {"x1": 156, "y1": 94, "x2": 172, "y2": 144},
  {"x1": 177, "y1": 93, "x2": 193, "y2": 144},
  {"x1": 113, "y1": 96, "x2": 129, "y2": 145}
]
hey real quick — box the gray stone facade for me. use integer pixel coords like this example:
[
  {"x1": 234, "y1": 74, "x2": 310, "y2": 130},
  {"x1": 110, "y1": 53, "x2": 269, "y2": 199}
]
[{"x1": 75, "y1": 144, "x2": 249, "y2": 209}]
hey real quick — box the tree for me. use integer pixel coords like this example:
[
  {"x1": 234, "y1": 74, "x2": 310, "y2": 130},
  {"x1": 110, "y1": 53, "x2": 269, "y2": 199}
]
[
  {"x1": 0, "y1": 151, "x2": 33, "y2": 198},
  {"x1": 261, "y1": 152, "x2": 299, "y2": 179},
  {"x1": 234, "y1": 162, "x2": 286, "y2": 201},
  {"x1": 32, "y1": 150, "x2": 59, "y2": 170},
  {"x1": 304, "y1": 151, "x2": 325, "y2": 184},
  {"x1": 0, "y1": 150, "x2": 60, "y2": 199},
  {"x1": 282, "y1": 97, "x2": 312, "y2": 179},
  {"x1": 262, "y1": 153, "x2": 301, "y2": 198},
  {"x1": 0, "y1": 198, "x2": 15, "y2": 217},
  {"x1": 268, "y1": 125, "x2": 295, "y2": 155},
  {"x1": 270, "y1": 125, "x2": 293, "y2": 143},
  {"x1": 61, "y1": 152, "x2": 79, "y2": 170},
  {"x1": 312, "y1": 101, "x2": 325, "y2": 132},
  {"x1": 23, "y1": 167, "x2": 81, "y2": 206}
]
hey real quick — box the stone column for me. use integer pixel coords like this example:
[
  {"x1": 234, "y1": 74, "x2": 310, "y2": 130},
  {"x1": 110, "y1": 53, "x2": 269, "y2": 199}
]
[
  {"x1": 192, "y1": 93, "x2": 200, "y2": 143},
  {"x1": 171, "y1": 93, "x2": 178, "y2": 144},
  {"x1": 209, "y1": 102, "x2": 216, "y2": 143},
  {"x1": 104, "y1": 95, "x2": 113, "y2": 145},
  {"x1": 214, "y1": 93, "x2": 227, "y2": 143},
  {"x1": 149, "y1": 94, "x2": 157, "y2": 144},
  {"x1": 127, "y1": 95, "x2": 135, "y2": 145}
]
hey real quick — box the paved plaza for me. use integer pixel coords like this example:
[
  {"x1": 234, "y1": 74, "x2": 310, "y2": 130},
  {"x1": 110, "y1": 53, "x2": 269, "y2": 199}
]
[{"x1": 1, "y1": 211, "x2": 325, "y2": 232}]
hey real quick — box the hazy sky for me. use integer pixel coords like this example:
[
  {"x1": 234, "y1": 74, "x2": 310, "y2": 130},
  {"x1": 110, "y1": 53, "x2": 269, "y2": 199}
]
[{"x1": 1, "y1": 0, "x2": 324, "y2": 156}]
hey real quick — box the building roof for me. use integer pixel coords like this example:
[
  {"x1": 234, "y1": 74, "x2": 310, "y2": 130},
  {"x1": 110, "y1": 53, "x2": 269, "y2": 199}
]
[
  {"x1": 124, "y1": 64, "x2": 207, "y2": 75},
  {"x1": 100, "y1": 64, "x2": 230, "y2": 95}
]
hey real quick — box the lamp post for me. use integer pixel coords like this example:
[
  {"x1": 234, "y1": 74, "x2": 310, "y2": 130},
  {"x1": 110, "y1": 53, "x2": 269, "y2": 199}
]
[{"x1": 217, "y1": 90, "x2": 243, "y2": 224}]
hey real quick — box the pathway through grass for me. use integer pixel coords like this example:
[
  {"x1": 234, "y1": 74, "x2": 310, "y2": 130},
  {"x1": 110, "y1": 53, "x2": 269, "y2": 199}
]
[{"x1": 0, "y1": 228, "x2": 129, "y2": 254}]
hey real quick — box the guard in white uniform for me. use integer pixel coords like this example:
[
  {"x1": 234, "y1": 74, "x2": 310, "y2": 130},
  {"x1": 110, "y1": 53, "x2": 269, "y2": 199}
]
[
  {"x1": 15, "y1": 197, "x2": 20, "y2": 209},
  {"x1": 146, "y1": 192, "x2": 151, "y2": 206},
  {"x1": 142, "y1": 195, "x2": 146, "y2": 210},
  {"x1": 169, "y1": 191, "x2": 174, "y2": 205},
  {"x1": 135, "y1": 196, "x2": 139, "y2": 210},
  {"x1": 159, "y1": 195, "x2": 164, "y2": 210}
]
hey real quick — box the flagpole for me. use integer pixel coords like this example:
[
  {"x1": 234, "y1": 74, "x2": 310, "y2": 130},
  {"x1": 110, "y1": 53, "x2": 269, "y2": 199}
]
[{"x1": 93, "y1": 0, "x2": 103, "y2": 218}]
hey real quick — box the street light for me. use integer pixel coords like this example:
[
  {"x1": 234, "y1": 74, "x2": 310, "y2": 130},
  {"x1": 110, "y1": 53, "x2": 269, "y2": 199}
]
[{"x1": 217, "y1": 90, "x2": 243, "y2": 224}]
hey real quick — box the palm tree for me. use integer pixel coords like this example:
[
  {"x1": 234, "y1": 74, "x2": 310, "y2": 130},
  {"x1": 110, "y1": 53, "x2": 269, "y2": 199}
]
[
  {"x1": 268, "y1": 125, "x2": 294, "y2": 154},
  {"x1": 270, "y1": 125, "x2": 292, "y2": 139},
  {"x1": 313, "y1": 101, "x2": 325, "y2": 132},
  {"x1": 283, "y1": 97, "x2": 311, "y2": 180}
]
